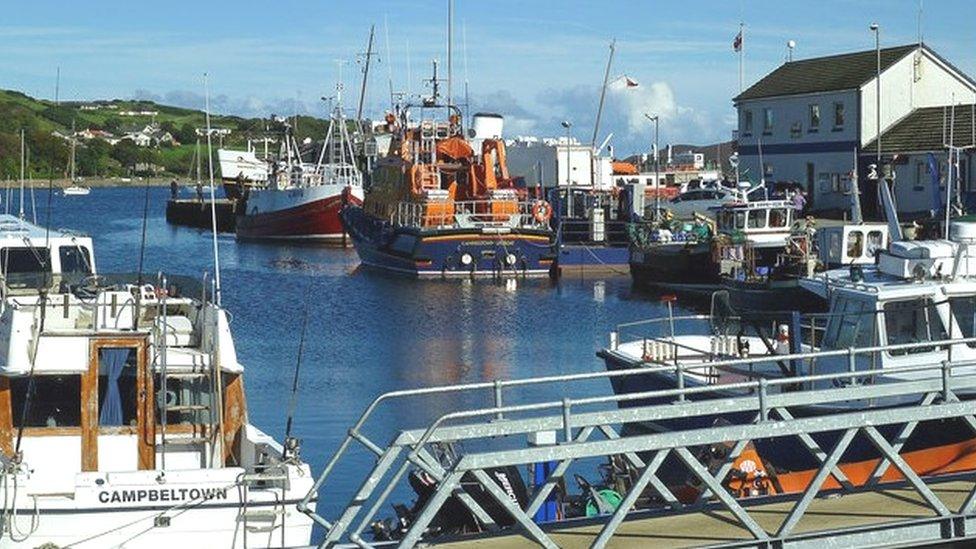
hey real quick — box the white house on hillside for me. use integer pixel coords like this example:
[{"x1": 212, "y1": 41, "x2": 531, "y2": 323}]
[{"x1": 735, "y1": 43, "x2": 976, "y2": 217}]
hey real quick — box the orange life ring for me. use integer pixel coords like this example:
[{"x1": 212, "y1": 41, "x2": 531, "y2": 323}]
[{"x1": 532, "y1": 200, "x2": 553, "y2": 223}]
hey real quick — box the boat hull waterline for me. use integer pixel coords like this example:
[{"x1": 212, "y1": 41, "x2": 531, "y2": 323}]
[
  {"x1": 341, "y1": 205, "x2": 557, "y2": 277},
  {"x1": 236, "y1": 184, "x2": 364, "y2": 242}
]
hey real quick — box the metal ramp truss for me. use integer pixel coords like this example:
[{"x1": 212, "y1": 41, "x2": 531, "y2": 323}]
[{"x1": 301, "y1": 336, "x2": 976, "y2": 548}]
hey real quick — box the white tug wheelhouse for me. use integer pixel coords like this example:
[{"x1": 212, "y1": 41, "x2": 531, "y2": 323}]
[{"x1": 0, "y1": 215, "x2": 313, "y2": 547}]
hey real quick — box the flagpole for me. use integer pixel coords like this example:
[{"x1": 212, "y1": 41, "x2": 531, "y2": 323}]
[{"x1": 738, "y1": 22, "x2": 744, "y2": 94}]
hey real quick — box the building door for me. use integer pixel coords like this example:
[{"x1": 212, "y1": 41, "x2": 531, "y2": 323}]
[{"x1": 82, "y1": 338, "x2": 153, "y2": 471}]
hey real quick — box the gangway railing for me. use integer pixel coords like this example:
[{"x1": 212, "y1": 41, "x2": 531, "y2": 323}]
[{"x1": 301, "y1": 334, "x2": 976, "y2": 547}]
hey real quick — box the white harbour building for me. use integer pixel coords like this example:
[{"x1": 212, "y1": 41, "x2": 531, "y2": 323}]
[{"x1": 735, "y1": 43, "x2": 976, "y2": 217}]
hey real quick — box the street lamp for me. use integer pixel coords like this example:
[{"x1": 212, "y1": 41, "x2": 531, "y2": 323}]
[
  {"x1": 870, "y1": 23, "x2": 881, "y2": 170},
  {"x1": 561, "y1": 121, "x2": 572, "y2": 188},
  {"x1": 870, "y1": 22, "x2": 881, "y2": 216},
  {"x1": 561, "y1": 121, "x2": 573, "y2": 217},
  {"x1": 644, "y1": 113, "x2": 660, "y2": 221}
]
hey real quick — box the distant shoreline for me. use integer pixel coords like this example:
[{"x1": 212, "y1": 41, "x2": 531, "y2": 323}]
[{"x1": 0, "y1": 177, "x2": 205, "y2": 189}]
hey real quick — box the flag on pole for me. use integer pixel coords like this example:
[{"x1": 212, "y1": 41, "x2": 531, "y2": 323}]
[
  {"x1": 733, "y1": 30, "x2": 743, "y2": 52},
  {"x1": 623, "y1": 76, "x2": 639, "y2": 88}
]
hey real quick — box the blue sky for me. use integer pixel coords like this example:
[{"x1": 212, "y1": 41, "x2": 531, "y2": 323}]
[{"x1": 2, "y1": 0, "x2": 973, "y2": 154}]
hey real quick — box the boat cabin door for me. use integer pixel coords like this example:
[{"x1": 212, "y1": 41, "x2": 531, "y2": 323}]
[{"x1": 82, "y1": 338, "x2": 153, "y2": 472}]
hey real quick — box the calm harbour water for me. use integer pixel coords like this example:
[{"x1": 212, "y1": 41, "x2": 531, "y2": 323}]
[{"x1": 42, "y1": 186, "x2": 681, "y2": 533}]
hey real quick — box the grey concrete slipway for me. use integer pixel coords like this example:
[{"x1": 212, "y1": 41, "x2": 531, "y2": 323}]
[{"x1": 303, "y1": 326, "x2": 976, "y2": 548}]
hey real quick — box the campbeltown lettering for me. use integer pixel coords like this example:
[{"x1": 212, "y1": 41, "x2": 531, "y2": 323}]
[{"x1": 98, "y1": 487, "x2": 230, "y2": 504}]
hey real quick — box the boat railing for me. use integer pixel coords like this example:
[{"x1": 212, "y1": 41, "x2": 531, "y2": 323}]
[
  {"x1": 393, "y1": 200, "x2": 550, "y2": 230},
  {"x1": 13, "y1": 272, "x2": 213, "y2": 339},
  {"x1": 556, "y1": 217, "x2": 631, "y2": 246},
  {"x1": 302, "y1": 335, "x2": 976, "y2": 546}
]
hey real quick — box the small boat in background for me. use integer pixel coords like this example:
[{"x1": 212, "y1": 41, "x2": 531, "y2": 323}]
[{"x1": 64, "y1": 128, "x2": 91, "y2": 196}]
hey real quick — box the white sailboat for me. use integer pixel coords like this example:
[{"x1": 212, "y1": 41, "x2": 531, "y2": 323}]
[{"x1": 64, "y1": 124, "x2": 91, "y2": 196}]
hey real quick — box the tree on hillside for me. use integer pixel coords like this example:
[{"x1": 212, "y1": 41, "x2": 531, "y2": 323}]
[
  {"x1": 110, "y1": 140, "x2": 141, "y2": 172},
  {"x1": 76, "y1": 139, "x2": 112, "y2": 176},
  {"x1": 176, "y1": 123, "x2": 197, "y2": 145}
]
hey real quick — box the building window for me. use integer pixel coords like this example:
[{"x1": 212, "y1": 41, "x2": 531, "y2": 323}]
[
  {"x1": 915, "y1": 162, "x2": 926, "y2": 191},
  {"x1": 833, "y1": 102, "x2": 845, "y2": 128},
  {"x1": 809, "y1": 104, "x2": 820, "y2": 130},
  {"x1": 763, "y1": 108, "x2": 773, "y2": 133},
  {"x1": 743, "y1": 110, "x2": 753, "y2": 135}
]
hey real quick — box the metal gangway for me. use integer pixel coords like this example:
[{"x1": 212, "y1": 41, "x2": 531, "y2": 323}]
[{"x1": 300, "y1": 331, "x2": 976, "y2": 548}]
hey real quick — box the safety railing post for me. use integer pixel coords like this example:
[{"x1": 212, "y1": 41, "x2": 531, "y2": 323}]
[
  {"x1": 848, "y1": 346, "x2": 857, "y2": 385},
  {"x1": 493, "y1": 380, "x2": 504, "y2": 421},
  {"x1": 676, "y1": 363, "x2": 685, "y2": 402},
  {"x1": 561, "y1": 398, "x2": 572, "y2": 443},
  {"x1": 942, "y1": 360, "x2": 951, "y2": 402},
  {"x1": 758, "y1": 377, "x2": 768, "y2": 421}
]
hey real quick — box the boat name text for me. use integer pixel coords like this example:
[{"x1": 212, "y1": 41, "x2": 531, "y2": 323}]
[{"x1": 98, "y1": 487, "x2": 229, "y2": 504}]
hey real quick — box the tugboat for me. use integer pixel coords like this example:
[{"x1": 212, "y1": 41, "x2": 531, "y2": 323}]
[
  {"x1": 341, "y1": 62, "x2": 556, "y2": 277},
  {"x1": 0, "y1": 215, "x2": 315, "y2": 546},
  {"x1": 236, "y1": 90, "x2": 365, "y2": 243}
]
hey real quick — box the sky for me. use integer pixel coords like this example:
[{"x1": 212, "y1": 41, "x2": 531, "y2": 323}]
[{"x1": 2, "y1": 0, "x2": 973, "y2": 155}]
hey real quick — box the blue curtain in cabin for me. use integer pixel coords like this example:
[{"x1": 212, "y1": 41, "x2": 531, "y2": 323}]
[{"x1": 99, "y1": 348, "x2": 132, "y2": 426}]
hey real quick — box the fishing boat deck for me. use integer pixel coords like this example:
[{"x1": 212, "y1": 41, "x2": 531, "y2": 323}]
[{"x1": 435, "y1": 478, "x2": 975, "y2": 548}]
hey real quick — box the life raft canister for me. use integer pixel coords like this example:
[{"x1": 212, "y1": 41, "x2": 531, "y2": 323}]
[{"x1": 532, "y1": 200, "x2": 553, "y2": 224}]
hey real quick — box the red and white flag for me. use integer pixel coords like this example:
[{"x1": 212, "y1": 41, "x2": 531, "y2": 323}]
[
  {"x1": 733, "y1": 30, "x2": 743, "y2": 52},
  {"x1": 623, "y1": 76, "x2": 639, "y2": 88}
]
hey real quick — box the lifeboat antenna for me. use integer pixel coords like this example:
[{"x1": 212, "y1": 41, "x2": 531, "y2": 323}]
[
  {"x1": 204, "y1": 72, "x2": 222, "y2": 305},
  {"x1": 447, "y1": 0, "x2": 454, "y2": 107}
]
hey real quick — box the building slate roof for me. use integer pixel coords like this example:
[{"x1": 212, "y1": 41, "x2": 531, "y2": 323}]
[
  {"x1": 864, "y1": 105, "x2": 976, "y2": 153},
  {"x1": 735, "y1": 44, "x2": 919, "y2": 102}
]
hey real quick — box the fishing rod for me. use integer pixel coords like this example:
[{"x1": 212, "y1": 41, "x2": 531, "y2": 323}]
[{"x1": 283, "y1": 283, "x2": 313, "y2": 458}]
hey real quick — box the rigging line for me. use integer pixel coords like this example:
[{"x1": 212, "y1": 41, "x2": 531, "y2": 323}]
[
  {"x1": 204, "y1": 73, "x2": 222, "y2": 306},
  {"x1": 283, "y1": 282, "x2": 313, "y2": 457}
]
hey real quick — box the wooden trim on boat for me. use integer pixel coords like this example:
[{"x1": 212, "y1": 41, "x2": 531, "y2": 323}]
[
  {"x1": 84, "y1": 336, "x2": 151, "y2": 472},
  {"x1": 0, "y1": 377, "x2": 12, "y2": 455},
  {"x1": 222, "y1": 373, "x2": 246, "y2": 466}
]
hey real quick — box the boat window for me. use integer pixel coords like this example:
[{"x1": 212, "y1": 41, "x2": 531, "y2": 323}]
[
  {"x1": 1, "y1": 247, "x2": 51, "y2": 288},
  {"x1": 747, "y1": 210, "x2": 767, "y2": 229},
  {"x1": 11, "y1": 375, "x2": 81, "y2": 428},
  {"x1": 884, "y1": 299, "x2": 947, "y2": 356},
  {"x1": 389, "y1": 235, "x2": 417, "y2": 256},
  {"x1": 769, "y1": 209, "x2": 788, "y2": 228},
  {"x1": 828, "y1": 231, "x2": 842, "y2": 260},
  {"x1": 847, "y1": 231, "x2": 864, "y2": 259},
  {"x1": 950, "y1": 296, "x2": 976, "y2": 347},
  {"x1": 97, "y1": 348, "x2": 138, "y2": 427},
  {"x1": 823, "y1": 297, "x2": 875, "y2": 349},
  {"x1": 866, "y1": 231, "x2": 884, "y2": 257},
  {"x1": 155, "y1": 375, "x2": 212, "y2": 425},
  {"x1": 734, "y1": 211, "x2": 746, "y2": 230},
  {"x1": 59, "y1": 246, "x2": 92, "y2": 275}
]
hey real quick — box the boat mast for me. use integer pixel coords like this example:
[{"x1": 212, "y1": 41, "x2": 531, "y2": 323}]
[
  {"x1": 203, "y1": 73, "x2": 222, "y2": 306},
  {"x1": 19, "y1": 129, "x2": 26, "y2": 220},
  {"x1": 356, "y1": 25, "x2": 376, "y2": 123},
  {"x1": 447, "y1": 0, "x2": 453, "y2": 107}
]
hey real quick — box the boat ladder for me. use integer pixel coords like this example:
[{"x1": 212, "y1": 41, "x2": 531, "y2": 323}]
[{"x1": 154, "y1": 273, "x2": 220, "y2": 468}]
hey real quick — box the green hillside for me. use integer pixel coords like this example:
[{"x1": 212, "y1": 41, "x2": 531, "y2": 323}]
[{"x1": 0, "y1": 89, "x2": 330, "y2": 180}]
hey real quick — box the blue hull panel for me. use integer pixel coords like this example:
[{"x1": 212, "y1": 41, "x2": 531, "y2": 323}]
[
  {"x1": 556, "y1": 245, "x2": 630, "y2": 275},
  {"x1": 340, "y1": 205, "x2": 557, "y2": 278}
]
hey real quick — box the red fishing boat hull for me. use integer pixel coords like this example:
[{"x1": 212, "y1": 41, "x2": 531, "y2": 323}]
[{"x1": 236, "y1": 185, "x2": 364, "y2": 242}]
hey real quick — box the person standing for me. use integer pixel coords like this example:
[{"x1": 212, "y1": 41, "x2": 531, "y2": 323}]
[{"x1": 792, "y1": 189, "x2": 807, "y2": 214}]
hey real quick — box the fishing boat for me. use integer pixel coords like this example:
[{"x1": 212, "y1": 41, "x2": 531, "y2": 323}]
[
  {"x1": 340, "y1": 63, "x2": 556, "y2": 277},
  {"x1": 236, "y1": 91, "x2": 365, "y2": 243},
  {"x1": 629, "y1": 192, "x2": 796, "y2": 294},
  {"x1": 0, "y1": 215, "x2": 315, "y2": 546}
]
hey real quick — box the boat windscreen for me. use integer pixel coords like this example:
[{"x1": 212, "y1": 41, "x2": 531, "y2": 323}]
[{"x1": 1, "y1": 246, "x2": 52, "y2": 289}]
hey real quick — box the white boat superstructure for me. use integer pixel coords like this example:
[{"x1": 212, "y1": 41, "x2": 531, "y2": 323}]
[{"x1": 0, "y1": 215, "x2": 314, "y2": 547}]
